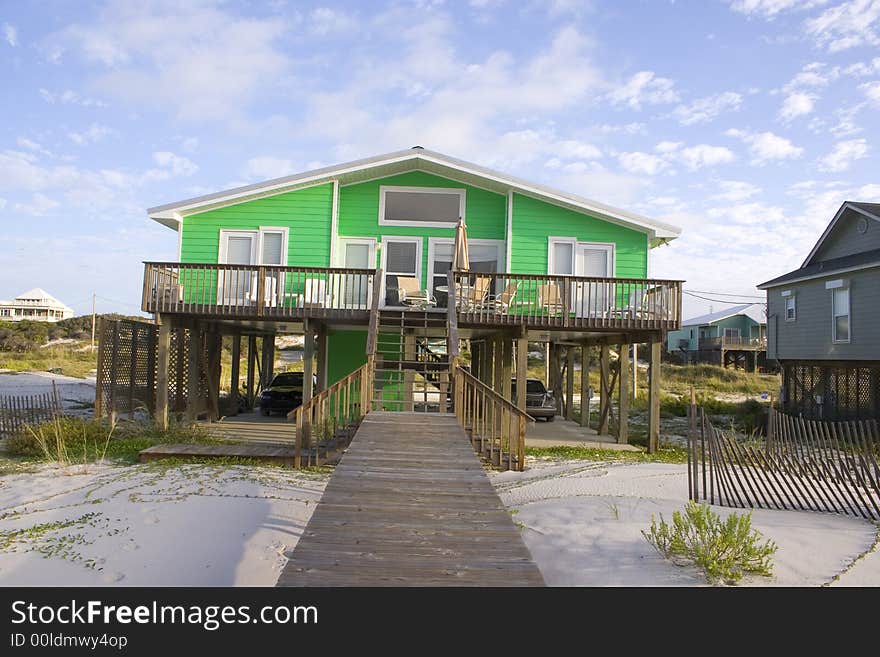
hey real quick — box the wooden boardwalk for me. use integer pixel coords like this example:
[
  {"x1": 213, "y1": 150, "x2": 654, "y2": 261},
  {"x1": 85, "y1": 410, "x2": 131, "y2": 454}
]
[
  {"x1": 139, "y1": 442, "x2": 298, "y2": 465},
  {"x1": 277, "y1": 411, "x2": 545, "y2": 587}
]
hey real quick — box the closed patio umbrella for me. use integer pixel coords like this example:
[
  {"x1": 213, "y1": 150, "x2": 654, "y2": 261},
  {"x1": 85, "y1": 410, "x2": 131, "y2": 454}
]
[{"x1": 452, "y1": 217, "x2": 469, "y2": 272}]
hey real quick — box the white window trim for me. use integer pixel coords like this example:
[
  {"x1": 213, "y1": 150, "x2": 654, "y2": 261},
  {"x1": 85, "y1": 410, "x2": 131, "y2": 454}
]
[
  {"x1": 724, "y1": 327, "x2": 741, "y2": 338},
  {"x1": 426, "y1": 237, "x2": 505, "y2": 296},
  {"x1": 380, "y1": 236, "x2": 423, "y2": 308},
  {"x1": 218, "y1": 228, "x2": 289, "y2": 266},
  {"x1": 335, "y1": 236, "x2": 377, "y2": 268},
  {"x1": 257, "y1": 227, "x2": 290, "y2": 266},
  {"x1": 831, "y1": 286, "x2": 851, "y2": 344},
  {"x1": 575, "y1": 241, "x2": 616, "y2": 278},
  {"x1": 547, "y1": 236, "x2": 576, "y2": 275},
  {"x1": 378, "y1": 185, "x2": 466, "y2": 228},
  {"x1": 784, "y1": 295, "x2": 796, "y2": 322}
]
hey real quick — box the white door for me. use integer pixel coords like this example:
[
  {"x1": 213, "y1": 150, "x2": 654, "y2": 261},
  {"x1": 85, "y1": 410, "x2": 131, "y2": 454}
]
[
  {"x1": 381, "y1": 238, "x2": 421, "y2": 307},
  {"x1": 338, "y1": 239, "x2": 375, "y2": 308},
  {"x1": 574, "y1": 243, "x2": 614, "y2": 317},
  {"x1": 219, "y1": 231, "x2": 257, "y2": 305}
]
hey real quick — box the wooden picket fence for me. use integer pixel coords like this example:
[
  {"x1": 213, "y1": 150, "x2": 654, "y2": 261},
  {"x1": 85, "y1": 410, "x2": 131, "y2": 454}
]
[
  {"x1": 0, "y1": 381, "x2": 63, "y2": 437},
  {"x1": 687, "y1": 403, "x2": 880, "y2": 521}
]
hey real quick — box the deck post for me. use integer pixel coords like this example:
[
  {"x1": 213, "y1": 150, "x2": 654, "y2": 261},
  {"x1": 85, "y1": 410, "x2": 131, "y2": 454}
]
[
  {"x1": 580, "y1": 342, "x2": 590, "y2": 428},
  {"x1": 303, "y1": 319, "x2": 314, "y2": 403},
  {"x1": 246, "y1": 335, "x2": 257, "y2": 409},
  {"x1": 647, "y1": 339, "x2": 661, "y2": 453},
  {"x1": 515, "y1": 331, "x2": 528, "y2": 412},
  {"x1": 155, "y1": 318, "x2": 171, "y2": 431},
  {"x1": 185, "y1": 321, "x2": 201, "y2": 423},
  {"x1": 315, "y1": 325, "x2": 327, "y2": 393},
  {"x1": 403, "y1": 328, "x2": 415, "y2": 412},
  {"x1": 565, "y1": 346, "x2": 574, "y2": 421},
  {"x1": 502, "y1": 335, "x2": 513, "y2": 402},
  {"x1": 632, "y1": 344, "x2": 638, "y2": 400},
  {"x1": 494, "y1": 333, "x2": 504, "y2": 394},
  {"x1": 261, "y1": 334, "x2": 275, "y2": 392},
  {"x1": 599, "y1": 344, "x2": 610, "y2": 435},
  {"x1": 617, "y1": 342, "x2": 630, "y2": 444},
  {"x1": 206, "y1": 331, "x2": 221, "y2": 422},
  {"x1": 229, "y1": 334, "x2": 241, "y2": 415},
  {"x1": 482, "y1": 337, "x2": 492, "y2": 388}
]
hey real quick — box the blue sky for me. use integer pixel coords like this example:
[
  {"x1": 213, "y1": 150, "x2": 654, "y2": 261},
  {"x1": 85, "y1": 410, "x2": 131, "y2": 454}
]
[{"x1": 1, "y1": 0, "x2": 878, "y2": 318}]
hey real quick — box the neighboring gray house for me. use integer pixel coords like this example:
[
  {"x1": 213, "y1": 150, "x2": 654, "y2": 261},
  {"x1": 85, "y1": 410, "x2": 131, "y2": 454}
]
[
  {"x1": 758, "y1": 201, "x2": 880, "y2": 420},
  {"x1": 666, "y1": 304, "x2": 767, "y2": 370}
]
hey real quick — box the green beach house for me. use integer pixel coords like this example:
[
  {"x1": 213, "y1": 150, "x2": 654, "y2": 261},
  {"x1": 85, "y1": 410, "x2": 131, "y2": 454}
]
[{"x1": 138, "y1": 147, "x2": 683, "y2": 450}]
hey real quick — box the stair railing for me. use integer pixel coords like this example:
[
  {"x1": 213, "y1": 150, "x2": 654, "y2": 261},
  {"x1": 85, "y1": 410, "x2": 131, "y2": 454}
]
[
  {"x1": 453, "y1": 365, "x2": 533, "y2": 471},
  {"x1": 287, "y1": 361, "x2": 373, "y2": 468}
]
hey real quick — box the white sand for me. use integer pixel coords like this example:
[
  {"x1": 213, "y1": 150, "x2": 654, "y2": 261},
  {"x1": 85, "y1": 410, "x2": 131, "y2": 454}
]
[
  {"x1": 492, "y1": 459, "x2": 880, "y2": 587},
  {"x1": 0, "y1": 372, "x2": 96, "y2": 418},
  {"x1": 0, "y1": 462, "x2": 326, "y2": 586}
]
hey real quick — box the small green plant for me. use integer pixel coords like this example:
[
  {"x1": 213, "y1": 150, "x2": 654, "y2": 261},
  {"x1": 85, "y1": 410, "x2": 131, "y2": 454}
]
[{"x1": 642, "y1": 501, "x2": 777, "y2": 584}]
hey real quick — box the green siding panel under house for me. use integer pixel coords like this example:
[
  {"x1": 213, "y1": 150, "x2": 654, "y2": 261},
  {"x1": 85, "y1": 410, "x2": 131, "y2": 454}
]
[{"x1": 326, "y1": 329, "x2": 367, "y2": 386}]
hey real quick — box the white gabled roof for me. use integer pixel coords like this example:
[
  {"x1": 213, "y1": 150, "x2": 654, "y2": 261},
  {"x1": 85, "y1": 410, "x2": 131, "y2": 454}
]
[{"x1": 147, "y1": 147, "x2": 681, "y2": 241}]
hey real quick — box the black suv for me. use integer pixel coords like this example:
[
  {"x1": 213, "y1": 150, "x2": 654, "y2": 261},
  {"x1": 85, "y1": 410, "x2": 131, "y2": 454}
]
[
  {"x1": 259, "y1": 372, "x2": 306, "y2": 416},
  {"x1": 511, "y1": 378, "x2": 557, "y2": 421}
]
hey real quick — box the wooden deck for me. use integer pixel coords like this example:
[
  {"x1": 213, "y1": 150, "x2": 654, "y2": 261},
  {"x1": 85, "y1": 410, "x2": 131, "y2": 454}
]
[
  {"x1": 138, "y1": 442, "x2": 298, "y2": 465},
  {"x1": 276, "y1": 411, "x2": 545, "y2": 587}
]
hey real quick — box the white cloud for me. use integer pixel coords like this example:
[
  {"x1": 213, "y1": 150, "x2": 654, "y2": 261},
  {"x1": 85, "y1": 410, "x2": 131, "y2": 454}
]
[
  {"x1": 844, "y1": 57, "x2": 880, "y2": 76},
  {"x1": 38, "y1": 88, "x2": 106, "y2": 107},
  {"x1": 782, "y1": 62, "x2": 840, "y2": 92},
  {"x1": 618, "y1": 152, "x2": 669, "y2": 175},
  {"x1": 44, "y1": 3, "x2": 291, "y2": 122},
  {"x1": 729, "y1": 0, "x2": 828, "y2": 18},
  {"x1": 819, "y1": 138, "x2": 869, "y2": 171},
  {"x1": 594, "y1": 122, "x2": 646, "y2": 135},
  {"x1": 805, "y1": 0, "x2": 880, "y2": 52},
  {"x1": 655, "y1": 141, "x2": 683, "y2": 154},
  {"x1": 726, "y1": 128, "x2": 804, "y2": 164},
  {"x1": 3, "y1": 23, "x2": 17, "y2": 47},
  {"x1": 677, "y1": 145, "x2": 736, "y2": 170},
  {"x1": 861, "y1": 80, "x2": 880, "y2": 104},
  {"x1": 14, "y1": 193, "x2": 60, "y2": 216},
  {"x1": 151, "y1": 152, "x2": 198, "y2": 177},
  {"x1": 68, "y1": 123, "x2": 116, "y2": 146},
  {"x1": 778, "y1": 92, "x2": 817, "y2": 122},
  {"x1": 607, "y1": 71, "x2": 679, "y2": 110},
  {"x1": 668, "y1": 91, "x2": 742, "y2": 125},
  {"x1": 830, "y1": 103, "x2": 866, "y2": 136},
  {"x1": 710, "y1": 180, "x2": 762, "y2": 202},
  {"x1": 242, "y1": 156, "x2": 298, "y2": 181},
  {"x1": 308, "y1": 8, "x2": 356, "y2": 36}
]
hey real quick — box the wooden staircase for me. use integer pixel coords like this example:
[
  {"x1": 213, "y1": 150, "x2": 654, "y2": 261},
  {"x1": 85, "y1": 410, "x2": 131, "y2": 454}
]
[{"x1": 371, "y1": 309, "x2": 452, "y2": 413}]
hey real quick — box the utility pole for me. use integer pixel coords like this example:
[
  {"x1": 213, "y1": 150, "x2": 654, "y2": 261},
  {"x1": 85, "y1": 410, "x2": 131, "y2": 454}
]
[{"x1": 91, "y1": 293, "x2": 96, "y2": 349}]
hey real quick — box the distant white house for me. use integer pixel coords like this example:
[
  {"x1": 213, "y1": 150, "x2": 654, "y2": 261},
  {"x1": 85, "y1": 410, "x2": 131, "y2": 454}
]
[{"x1": 0, "y1": 288, "x2": 74, "y2": 322}]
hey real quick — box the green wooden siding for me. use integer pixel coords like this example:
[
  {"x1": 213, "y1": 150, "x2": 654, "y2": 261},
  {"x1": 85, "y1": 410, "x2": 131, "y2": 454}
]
[
  {"x1": 180, "y1": 183, "x2": 333, "y2": 266},
  {"x1": 509, "y1": 193, "x2": 647, "y2": 278},
  {"x1": 338, "y1": 171, "x2": 507, "y2": 288},
  {"x1": 326, "y1": 329, "x2": 367, "y2": 385}
]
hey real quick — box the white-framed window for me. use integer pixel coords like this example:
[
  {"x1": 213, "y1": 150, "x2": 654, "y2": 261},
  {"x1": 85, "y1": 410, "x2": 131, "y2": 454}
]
[
  {"x1": 832, "y1": 286, "x2": 850, "y2": 343},
  {"x1": 548, "y1": 237, "x2": 576, "y2": 275},
  {"x1": 724, "y1": 328, "x2": 741, "y2": 338},
  {"x1": 218, "y1": 227, "x2": 289, "y2": 266},
  {"x1": 378, "y1": 186, "x2": 465, "y2": 228},
  {"x1": 337, "y1": 237, "x2": 377, "y2": 308},
  {"x1": 427, "y1": 237, "x2": 505, "y2": 302},
  {"x1": 784, "y1": 295, "x2": 796, "y2": 321},
  {"x1": 380, "y1": 236, "x2": 423, "y2": 306}
]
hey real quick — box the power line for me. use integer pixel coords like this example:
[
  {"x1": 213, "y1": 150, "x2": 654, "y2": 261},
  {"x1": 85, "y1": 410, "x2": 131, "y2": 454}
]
[
  {"x1": 683, "y1": 291, "x2": 766, "y2": 305},
  {"x1": 684, "y1": 289, "x2": 764, "y2": 300}
]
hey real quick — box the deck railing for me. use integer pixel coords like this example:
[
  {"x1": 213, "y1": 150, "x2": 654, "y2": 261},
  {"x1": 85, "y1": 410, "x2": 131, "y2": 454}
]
[
  {"x1": 700, "y1": 336, "x2": 767, "y2": 349},
  {"x1": 142, "y1": 262, "x2": 377, "y2": 319},
  {"x1": 451, "y1": 271, "x2": 682, "y2": 330},
  {"x1": 454, "y1": 366, "x2": 533, "y2": 472},
  {"x1": 287, "y1": 359, "x2": 373, "y2": 468}
]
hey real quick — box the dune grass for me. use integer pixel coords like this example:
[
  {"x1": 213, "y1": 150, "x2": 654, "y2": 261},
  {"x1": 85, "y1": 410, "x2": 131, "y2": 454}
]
[
  {"x1": 525, "y1": 444, "x2": 689, "y2": 464},
  {"x1": 0, "y1": 346, "x2": 97, "y2": 379}
]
